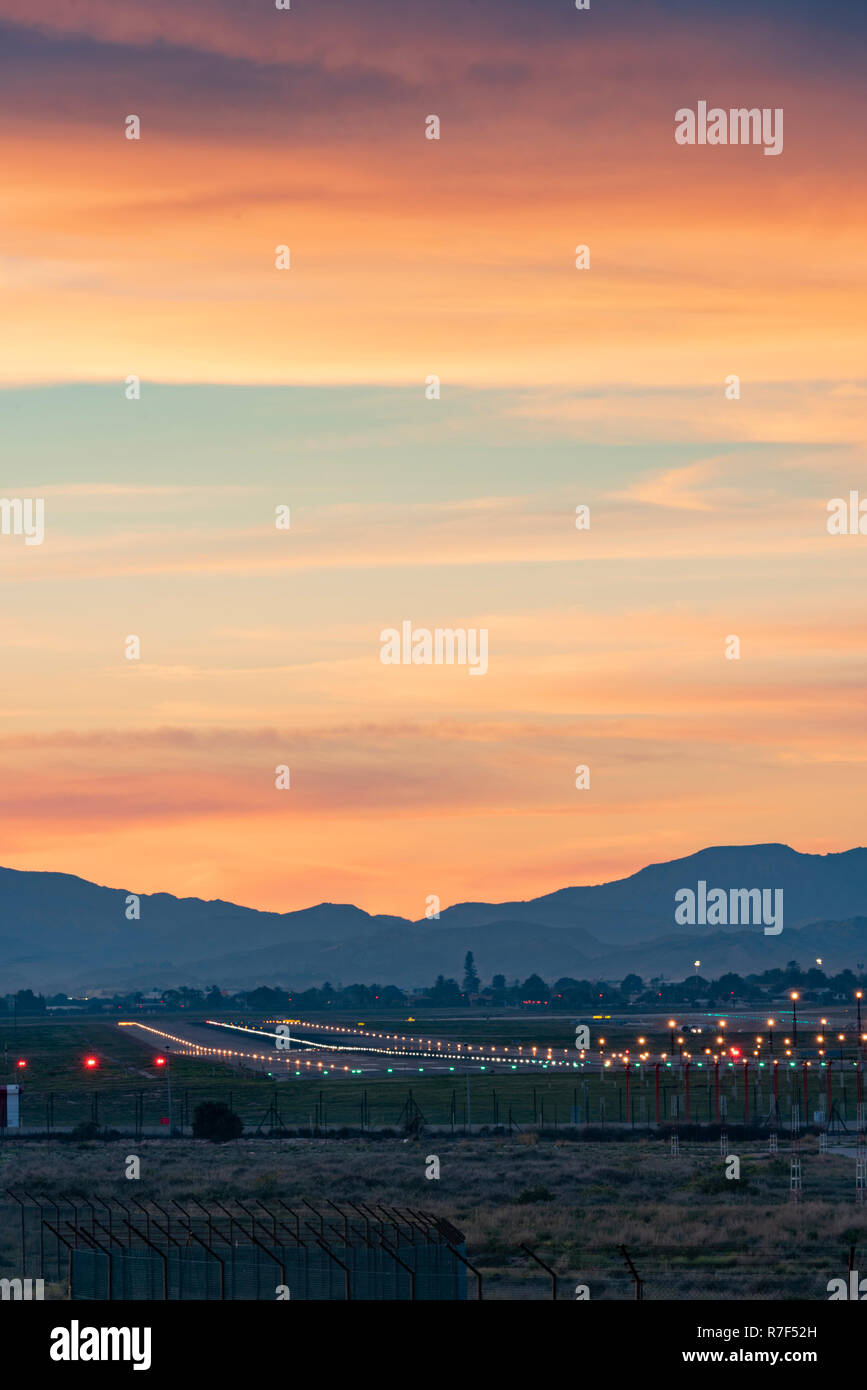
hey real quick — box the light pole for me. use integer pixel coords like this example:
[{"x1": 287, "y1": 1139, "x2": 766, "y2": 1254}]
[
  {"x1": 790, "y1": 993, "x2": 799, "y2": 1054},
  {"x1": 668, "y1": 1021, "x2": 676, "y2": 1054},
  {"x1": 767, "y1": 1019, "x2": 775, "y2": 1055},
  {"x1": 155, "y1": 1052, "x2": 173, "y2": 1134},
  {"x1": 167, "y1": 1050, "x2": 173, "y2": 1134},
  {"x1": 857, "y1": 992, "x2": 863, "y2": 1056}
]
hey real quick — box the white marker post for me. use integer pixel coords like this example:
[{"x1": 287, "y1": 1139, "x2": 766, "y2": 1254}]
[{"x1": 0, "y1": 1085, "x2": 21, "y2": 1128}]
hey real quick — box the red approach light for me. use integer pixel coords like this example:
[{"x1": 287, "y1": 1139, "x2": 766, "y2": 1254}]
[
  {"x1": 84, "y1": 1057, "x2": 99, "y2": 1069},
  {"x1": 16, "y1": 1059, "x2": 27, "y2": 1069},
  {"x1": 154, "y1": 1056, "x2": 167, "y2": 1067},
  {"x1": 730, "y1": 1047, "x2": 742, "y2": 1058}
]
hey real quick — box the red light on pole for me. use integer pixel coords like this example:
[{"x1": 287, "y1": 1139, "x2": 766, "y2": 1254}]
[
  {"x1": 84, "y1": 1057, "x2": 99, "y2": 1069},
  {"x1": 154, "y1": 1057, "x2": 167, "y2": 1067},
  {"x1": 15, "y1": 1060, "x2": 27, "y2": 1069}
]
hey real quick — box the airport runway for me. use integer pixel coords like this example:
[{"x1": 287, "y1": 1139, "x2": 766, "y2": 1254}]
[{"x1": 117, "y1": 1017, "x2": 579, "y2": 1076}]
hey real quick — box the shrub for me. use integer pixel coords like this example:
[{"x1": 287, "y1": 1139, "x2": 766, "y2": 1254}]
[
  {"x1": 192, "y1": 1102, "x2": 243, "y2": 1143},
  {"x1": 69, "y1": 1121, "x2": 100, "y2": 1142}
]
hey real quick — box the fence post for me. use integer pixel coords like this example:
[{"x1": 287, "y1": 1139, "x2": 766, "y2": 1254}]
[{"x1": 619, "y1": 1244, "x2": 643, "y2": 1300}]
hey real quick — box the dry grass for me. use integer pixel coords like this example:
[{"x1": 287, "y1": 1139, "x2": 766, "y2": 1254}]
[{"x1": 1, "y1": 1134, "x2": 861, "y2": 1299}]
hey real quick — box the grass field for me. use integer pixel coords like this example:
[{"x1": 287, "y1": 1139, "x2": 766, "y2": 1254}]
[{"x1": 1, "y1": 1133, "x2": 864, "y2": 1300}]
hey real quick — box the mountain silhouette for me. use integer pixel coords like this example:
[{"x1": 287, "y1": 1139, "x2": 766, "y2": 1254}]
[{"x1": 1, "y1": 844, "x2": 866, "y2": 991}]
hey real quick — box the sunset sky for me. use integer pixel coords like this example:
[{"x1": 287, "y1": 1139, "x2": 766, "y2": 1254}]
[{"x1": 1, "y1": 0, "x2": 865, "y2": 917}]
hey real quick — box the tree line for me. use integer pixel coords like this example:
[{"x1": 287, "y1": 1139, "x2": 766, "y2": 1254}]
[{"x1": 3, "y1": 955, "x2": 865, "y2": 1015}]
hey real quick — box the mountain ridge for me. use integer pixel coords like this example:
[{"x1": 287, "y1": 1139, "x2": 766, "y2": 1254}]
[{"x1": 2, "y1": 843, "x2": 866, "y2": 991}]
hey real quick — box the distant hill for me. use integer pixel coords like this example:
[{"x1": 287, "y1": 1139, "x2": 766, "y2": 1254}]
[
  {"x1": 0, "y1": 866, "x2": 404, "y2": 991},
  {"x1": 1, "y1": 844, "x2": 866, "y2": 992},
  {"x1": 428, "y1": 845, "x2": 867, "y2": 941}
]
